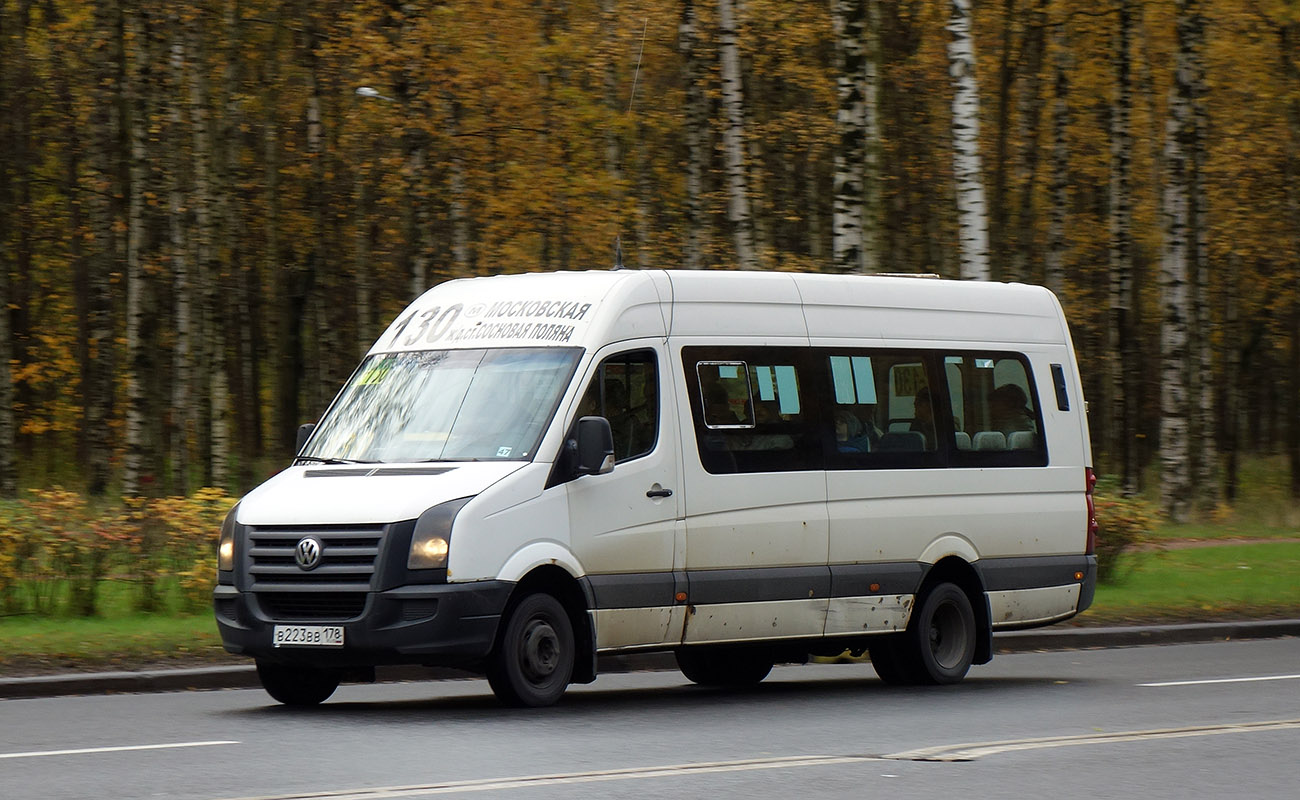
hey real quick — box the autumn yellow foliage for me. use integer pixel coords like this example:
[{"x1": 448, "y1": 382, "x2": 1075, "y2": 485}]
[{"x1": 0, "y1": 489, "x2": 233, "y2": 617}]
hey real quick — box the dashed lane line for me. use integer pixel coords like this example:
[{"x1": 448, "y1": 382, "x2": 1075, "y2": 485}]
[
  {"x1": 0, "y1": 740, "x2": 240, "y2": 760},
  {"x1": 1138, "y1": 673, "x2": 1300, "y2": 687}
]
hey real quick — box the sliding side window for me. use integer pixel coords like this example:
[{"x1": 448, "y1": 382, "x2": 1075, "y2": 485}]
[{"x1": 684, "y1": 347, "x2": 820, "y2": 474}]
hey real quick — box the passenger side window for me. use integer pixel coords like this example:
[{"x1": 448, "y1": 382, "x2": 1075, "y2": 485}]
[
  {"x1": 697, "y1": 362, "x2": 755, "y2": 428},
  {"x1": 684, "y1": 347, "x2": 820, "y2": 473},
  {"x1": 824, "y1": 350, "x2": 942, "y2": 467},
  {"x1": 944, "y1": 353, "x2": 1046, "y2": 466},
  {"x1": 576, "y1": 350, "x2": 658, "y2": 462}
]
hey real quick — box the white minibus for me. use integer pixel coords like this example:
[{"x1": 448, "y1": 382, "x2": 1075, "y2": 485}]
[{"x1": 215, "y1": 269, "x2": 1098, "y2": 706}]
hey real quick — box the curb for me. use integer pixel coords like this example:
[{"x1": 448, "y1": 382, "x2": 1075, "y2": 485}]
[{"x1": 3, "y1": 619, "x2": 1297, "y2": 700}]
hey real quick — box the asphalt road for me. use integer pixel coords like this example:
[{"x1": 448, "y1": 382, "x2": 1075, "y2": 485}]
[{"x1": 2, "y1": 637, "x2": 1298, "y2": 800}]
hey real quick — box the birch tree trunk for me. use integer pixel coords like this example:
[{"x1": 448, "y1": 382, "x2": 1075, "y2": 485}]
[
  {"x1": 354, "y1": 166, "x2": 373, "y2": 357},
  {"x1": 862, "y1": 0, "x2": 882, "y2": 274},
  {"x1": 1044, "y1": 19, "x2": 1069, "y2": 297},
  {"x1": 447, "y1": 98, "x2": 472, "y2": 276},
  {"x1": 1160, "y1": 0, "x2": 1198, "y2": 522},
  {"x1": 188, "y1": 17, "x2": 226, "y2": 488},
  {"x1": 169, "y1": 28, "x2": 192, "y2": 495},
  {"x1": 679, "y1": 0, "x2": 707, "y2": 269},
  {"x1": 832, "y1": 0, "x2": 866, "y2": 272},
  {"x1": 123, "y1": 6, "x2": 150, "y2": 497},
  {"x1": 1188, "y1": 8, "x2": 1216, "y2": 510},
  {"x1": 1109, "y1": 0, "x2": 1140, "y2": 496},
  {"x1": 947, "y1": 0, "x2": 991, "y2": 281},
  {"x1": 717, "y1": 0, "x2": 758, "y2": 270}
]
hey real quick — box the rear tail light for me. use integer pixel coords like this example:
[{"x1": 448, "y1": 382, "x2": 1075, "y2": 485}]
[{"x1": 1085, "y1": 467, "x2": 1099, "y2": 555}]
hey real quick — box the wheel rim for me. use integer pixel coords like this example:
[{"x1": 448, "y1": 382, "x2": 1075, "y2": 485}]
[
  {"x1": 519, "y1": 616, "x2": 560, "y2": 683},
  {"x1": 928, "y1": 599, "x2": 967, "y2": 670}
]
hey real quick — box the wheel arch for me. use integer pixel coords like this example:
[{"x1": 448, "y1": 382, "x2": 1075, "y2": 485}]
[
  {"x1": 502, "y1": 564, "x2": 597, "y2": 684},
  {"x1": 918, "y1": 555, "x2": 993, "y2": 665}
]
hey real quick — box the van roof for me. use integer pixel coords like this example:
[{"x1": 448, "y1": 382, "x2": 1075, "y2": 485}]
[{"x1": 368, "y1": 270, "x2": 1068, "y2": 355}]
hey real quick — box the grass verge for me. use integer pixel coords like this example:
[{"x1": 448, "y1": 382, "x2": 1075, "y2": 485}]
[
  {"x1": 0, "y1": 614, "x2": 234, "y2": 675},
  {"x1": 1079, "y1": 541, "x2": 1300, "y2": 624}
]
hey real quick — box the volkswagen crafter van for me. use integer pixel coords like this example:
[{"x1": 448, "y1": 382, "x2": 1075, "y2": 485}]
[{"x1": 215, "y1": 269, "x2": 1098, "y2": 707}]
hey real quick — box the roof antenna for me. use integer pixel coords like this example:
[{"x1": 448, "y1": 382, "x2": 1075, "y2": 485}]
[{"x1": 612, "y1": 235, "x2": 625, "y2": 270}]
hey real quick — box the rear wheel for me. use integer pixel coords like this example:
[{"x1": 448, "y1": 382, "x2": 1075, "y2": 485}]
[
  {"x1": 906, "y1": 582, "x2": 976, "y2": 685},
  {"x1": 487, "y1": 592, "x2": 576, "y2": 707},
  {"x1": 256, "y1": 662, "x2": 340, "y2": 706},
  {"x1": 675, "y1": 647, "x2": 773, "y2": 687}
]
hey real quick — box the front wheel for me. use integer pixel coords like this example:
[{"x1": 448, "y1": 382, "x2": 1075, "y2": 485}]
[
  {"x1": 256, "y1": 661, "x2": 340, "y2": 706},
  {"x1": 487, "y1": 592, "x2": 576, "y2": 707},
  {"x1": 906, "y1": 582, "x2": 977, "y2": 685}
]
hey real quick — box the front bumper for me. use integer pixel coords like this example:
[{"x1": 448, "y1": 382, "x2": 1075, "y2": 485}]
[{"x1": 214, "y1": 581, "x2": 514, "y2": 669}]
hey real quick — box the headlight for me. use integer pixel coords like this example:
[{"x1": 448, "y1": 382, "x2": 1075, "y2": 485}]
[
  {"x1": 218, "y1": 503, "x2": 239, "y2": 571},
  {"x1": 408, "y1": 497, "x2": 473, "y2": 570}
]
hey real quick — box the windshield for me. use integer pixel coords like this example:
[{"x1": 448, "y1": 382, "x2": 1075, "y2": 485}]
[{"x1": 301, "y1": 347, "x2": 582, "y2": 463}]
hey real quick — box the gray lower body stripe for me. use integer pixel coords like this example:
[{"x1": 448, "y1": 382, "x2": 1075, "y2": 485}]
[
  {"x1": 581, "y1": 556, "x2": 1092, "y2": 611},
  {"x1": 975, "y1": 555, "x2": 1095, "y2": 592}
]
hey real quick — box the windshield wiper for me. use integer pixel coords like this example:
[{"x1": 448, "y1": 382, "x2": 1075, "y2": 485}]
[{"x1": 294, "y1": 456, "x2": 381, "y2": 465}]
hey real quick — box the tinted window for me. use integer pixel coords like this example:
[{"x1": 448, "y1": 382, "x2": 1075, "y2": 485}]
[
  {"x1": 684, "y1": 347, "x2": 821, "y2": 474},
  {"x1": 943, "y1": 353, "x2": 1047, "y2": 467},
  {"x1": 823, "y1": 350, "x2": 943, "y2": 469}
]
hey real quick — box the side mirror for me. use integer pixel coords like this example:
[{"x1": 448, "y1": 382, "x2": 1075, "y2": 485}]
[
  {"x1": 572, "y1": 416, "x2": 615, "y2": 476},
  {"x1": 296, "y1": 423, "x2": 316, "y2": 454}
]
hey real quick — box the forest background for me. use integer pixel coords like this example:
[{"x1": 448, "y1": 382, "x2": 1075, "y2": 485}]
[{"x1": 1, "y1": 0, "x2": 1298, "y2": 526}]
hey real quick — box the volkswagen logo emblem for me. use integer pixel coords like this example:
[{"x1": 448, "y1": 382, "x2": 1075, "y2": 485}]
[{"x1": 295, "y1": 536, "x2": 323, "y2": 570}]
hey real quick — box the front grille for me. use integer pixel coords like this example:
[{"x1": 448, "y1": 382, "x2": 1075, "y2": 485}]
[
  {"x1": 257, "y1": 592, "x2": 368, "y2": 620},
  {"x1": 247, "y1": 524, "x2": 384, "y2": 621}
]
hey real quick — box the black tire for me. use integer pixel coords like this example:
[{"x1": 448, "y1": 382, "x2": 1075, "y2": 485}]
[
  {"x1": 675, "y1": 647, "x2": 773, "y2": 687},
  {"x1": 256, "y1": 661, "x2": 340, "y2": 706},
  {"x1": 905, "y1": 581, "x2": 977, "y2": 685},
  {"x1": 487, "y1": 593, "x2": 576, "y2": 707},
  {"x1": 867, "y1": 636, "x2": 916, "y2": 685}
]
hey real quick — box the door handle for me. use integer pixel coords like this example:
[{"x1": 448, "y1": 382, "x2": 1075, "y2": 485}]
[{"x1": 646, "y1": 488, "x2": 673, "y2": 498}]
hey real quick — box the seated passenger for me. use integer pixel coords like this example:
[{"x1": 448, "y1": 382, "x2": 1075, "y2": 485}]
[
  {"x1": 910, "y1": 386, "x2": 937, "y2": 449},
  {"x1": 989, "y1": 384, "x2": 1036, "y2": 436},
  {"x1": 834, "y1": 408, "x2": 881, "y2": 453}
]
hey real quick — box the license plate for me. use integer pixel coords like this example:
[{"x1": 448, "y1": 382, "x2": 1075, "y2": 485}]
[{"x1": 272, "y1": 625, "x2": 344, "y2": 648}]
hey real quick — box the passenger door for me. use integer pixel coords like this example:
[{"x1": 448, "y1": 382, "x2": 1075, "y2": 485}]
[
  {"x1": 676, "y1": 346, "x2": 830, "y2": 644},
  {"x1": 565, "y1": 343, "x2": 685, "y2": 650}
]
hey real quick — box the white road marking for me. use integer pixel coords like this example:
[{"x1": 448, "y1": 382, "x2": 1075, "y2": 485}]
[
  {"x1": 215, "y1": 755, "x2": 880, "y2": 800},
  {"x1": 1138, "y1": 673, "x2": 1300, "y2": 687},
  {"x1": 884, "y1": 719, "x2": 1300, "y2": 762},
  {"x1": 0, "y1": 740, "x2": 239, "y2": 760}
]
